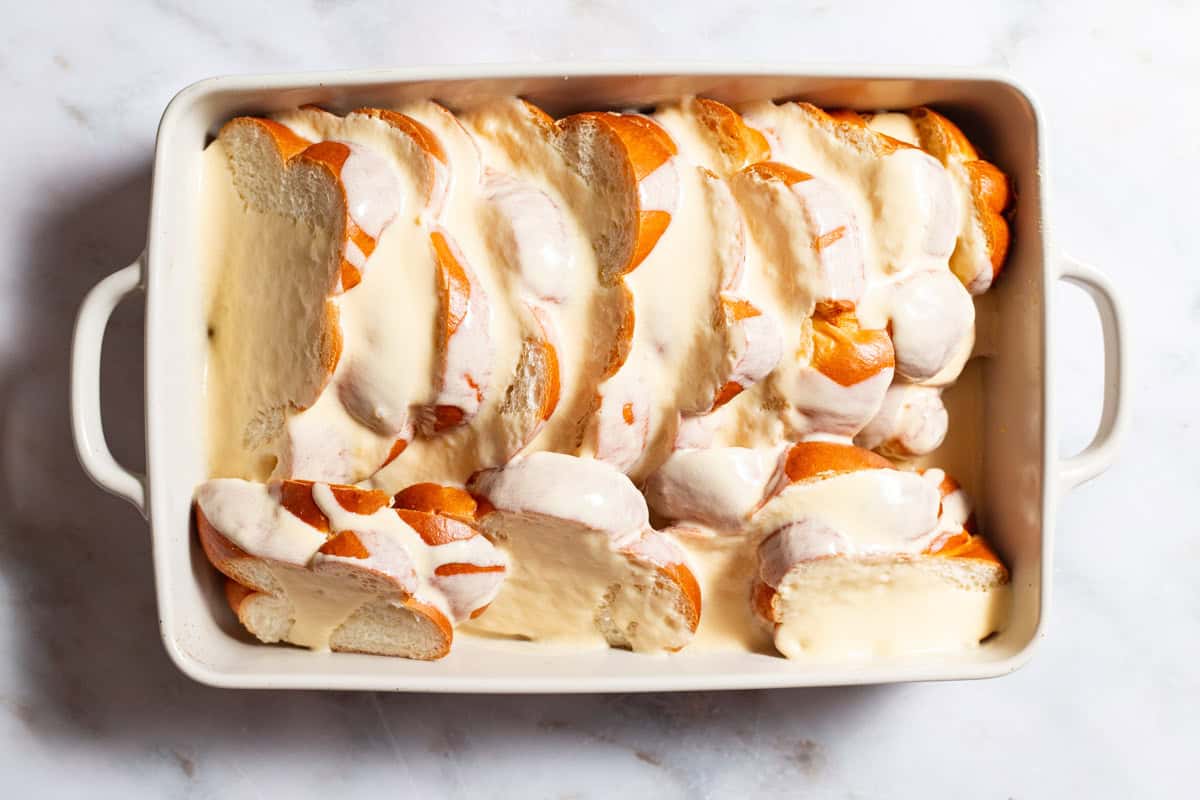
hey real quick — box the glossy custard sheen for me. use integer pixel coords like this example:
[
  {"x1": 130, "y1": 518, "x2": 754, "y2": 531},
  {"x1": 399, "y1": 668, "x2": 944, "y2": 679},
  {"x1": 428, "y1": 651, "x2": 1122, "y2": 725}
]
[{"x1": 199, "y1": 95, "x2": 1011, "y2": 661}]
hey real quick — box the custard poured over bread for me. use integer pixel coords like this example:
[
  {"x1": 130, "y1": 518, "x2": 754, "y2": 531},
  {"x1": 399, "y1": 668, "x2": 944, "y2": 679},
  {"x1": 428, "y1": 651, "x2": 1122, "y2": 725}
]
[{"x1": 197, "y1": 95, "x2": 1013, "y2": 661}]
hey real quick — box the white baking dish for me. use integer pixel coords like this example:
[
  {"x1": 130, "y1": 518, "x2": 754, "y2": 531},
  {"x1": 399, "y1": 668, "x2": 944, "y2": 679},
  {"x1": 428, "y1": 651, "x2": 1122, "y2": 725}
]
[{"x1": 70, "y1": 65, "x2": 1127, "y2": 692}]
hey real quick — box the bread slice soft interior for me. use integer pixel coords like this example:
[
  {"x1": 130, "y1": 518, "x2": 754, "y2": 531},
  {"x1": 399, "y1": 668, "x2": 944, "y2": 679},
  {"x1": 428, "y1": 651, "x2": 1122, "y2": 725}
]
[
  {"x1": 207, "y1": 118, "x2": 347, "y2": 470},
  {"x1": 465, "y1": 452, "x2": 700, "y2": 652}
]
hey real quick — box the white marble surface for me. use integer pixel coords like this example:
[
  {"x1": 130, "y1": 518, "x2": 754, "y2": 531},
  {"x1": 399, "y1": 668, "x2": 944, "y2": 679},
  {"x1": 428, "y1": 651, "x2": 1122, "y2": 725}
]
[{"x1": 0, "y1": 0, "x2": 1194, "y2": 796}]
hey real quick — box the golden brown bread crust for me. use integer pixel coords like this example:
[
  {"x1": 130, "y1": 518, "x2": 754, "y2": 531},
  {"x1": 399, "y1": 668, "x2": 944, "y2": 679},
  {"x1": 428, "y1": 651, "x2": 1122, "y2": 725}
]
[
  {"x1": 922, "y1": 471, "x2": 1007, "y2": 574},
  {"x1": 739, "y1": 160, "x2": 813, "y2": 186},
  {"x1": 318, "y1": 530, "x2": 372, "y2": 559},
  {"x1": 394, "y1": 508, "x2": 481, "y2": 546},
  {"x1": 392, "y1": 483, "x2": 479, "y2": 521},
  {"x1": 779, "y1": 441, "x2": 894, "y2": 486},
  {"x1": 751, "y1": 579, "x2": 778, "y2": 624},
  {"x1": 534, "y1": 335, "x2": 561, "y2": 421},
  {"x1": 556, "y1": 111, "x2": 678, "y2": 283},
  {"x1": 792, "y1": 102, "x2": 909, "y2": 157},
  {"x1": 429, "y1": 230, "x2": 486, "y2": 432},
  {"x1": 220, "y1": 116, "x2": 310, "y2": 160},
  {"x1": 692, "y1": 97, "x2": 771, "y2": 172},
  {"x1": 217, "y1": 117, "x2": 348, "y2": 408},
  {"x1": 602, "y1": 283, "x2": 637, "y2": 380},
  {"x1": 277, "y1": 479, "x2": 391, "y2": 532},
  {"x1": 224, "y1": 578, "x2": 255, "y2": 614},
  {"x1": 810, "y1": 305, "x2": 895, "y2": 387},
  {"x1": 298, "y1": 140, "x2": 368, "y2": 290},
  {"x1": 197, "y1": 506, "x2": 281, "y2": 595},
  {"x1": 704, "y1": 295, "x2": 771, "y2": 410},
  {"x1": 355, "y1": 107, "x2": 448, "y2": 165},
  {"x1": 657, "y1": 560, "x2": 702, "y2": 643},
  {"x1": 198, "y1": 483, "x2": 461, "y2": 659},
  {"x1": 909, "y1": 107, "x2": 1012, "y2": 282},
  {"x1": 391, "y1": 484, "x2": 507, "y2": 616}
]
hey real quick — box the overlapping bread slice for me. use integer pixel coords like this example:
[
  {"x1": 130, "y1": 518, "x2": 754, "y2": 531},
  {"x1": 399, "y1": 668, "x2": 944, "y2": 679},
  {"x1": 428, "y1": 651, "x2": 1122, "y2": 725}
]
[
  {"x1": 577, "y1": 99, "x2": 786, "y2": 472},
  {"x1": 773, "y1": 303, "x2": 896, "y2": 439},
  {"x1": 276, "y1": 105, "x2": 449, "y2": 217},
  {"x1": 645, "y1": 100, "x2": 783, "y2": 441},
  {"x1": 273, "y1": 221, "x2": 495, "y2": 484},
  {"x1": 457, "y1": 98, "x2": 685, "y2": 475},
  {"x1": 654, "y1": 96, "x2": 772, "y2": 179},
  {"x1": 341, "y1": 99, "x2": 572, "y2": 492},
  {"x1": 465, "y1": 452, "x2": 700, "y2": 652},
  {"x1": 861, "y1": 108, "x2": 1012, "y2": 294},
  {"x1": 480, "y1": 170, "x2": 575, "y2": 304},
  {"x1": 739, "y1": 100, "x2": 958, "y2": 277},
  {"x1": 652, "y1": 99, "x2": 781, "y2": 377},
  {"x1": 730, "y1": 160, "x2": 868, "y2": 311},
  {"x1": 556, "y1": 110, "x2": 681, "y2": 285},
  {"x1": 736, "y1": 102, "x2": 983, "y2": 383},
  {"x1": 272, "y1": 104, "x2": 450, "y2": 287},
  {"x1": 557, "y1": 110, "x2": 683, "y2": 473},
  {"x1": 276, "y1": 104, "x2": 496, "y2": 435},
  {"x1": 464, "y1": 99, "x2": 683, "y2": 284},
  {"x1": 272, "y1": 102, "x2": 573, "y2": 487},
  {"x1": 721, "y1": 158, "x2": 893, "y2": 441},
  {"x1": 211, "y1": 109, "x2": 488, "y2": 485},
  {"x1": 848, "y1": 106, "x2": 1001, "y2": 455},
  {"x1": 460, "y1": 98, "x2": 774, "y2": 475},
  {"x1": 875, "y1": 263, "x2": 976, "y2": 384},
  {"x1": 206, "y1": 117, "x2": 350, "y2": 476},
  {"x1": 195, "y1": 478, "x2": 506, "y2": 658},
  {"x1": 645, "y1": 446, "x2": 775, "y2": 533},
  {"x1": 220, "y1": 114, "x2": 405, "y2": 292},
  {"x1": 420, "y1": 228, "x2": 495, "y2": 432},
  {"x1": 473, "y1": 173, "x2": 572, "y2": 457},
  {"x1": 751, "y1": 442, "x2": 1008, "y2": 659},
  {"x1": 854, "y1": 383, "x2": 949, "y2": 458},
  {"x1": 849, "y1": 264, "x2": 974, "y2": 459}
]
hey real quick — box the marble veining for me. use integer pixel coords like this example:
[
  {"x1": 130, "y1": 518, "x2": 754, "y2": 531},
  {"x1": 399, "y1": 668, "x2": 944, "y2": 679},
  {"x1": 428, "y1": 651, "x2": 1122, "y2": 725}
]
[{"x1": 0, "y1": 0, "x2": 1194, "y2": 796}]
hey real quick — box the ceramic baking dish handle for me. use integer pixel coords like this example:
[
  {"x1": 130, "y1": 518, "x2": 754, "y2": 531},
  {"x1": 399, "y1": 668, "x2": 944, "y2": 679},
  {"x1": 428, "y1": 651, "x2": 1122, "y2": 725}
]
[
  {"x1": 71, "y1": 254, "x2": 148, "y2": 517},
  {"x1": 1057, "y1": 255, "x2": 1128, "y2": 493}
]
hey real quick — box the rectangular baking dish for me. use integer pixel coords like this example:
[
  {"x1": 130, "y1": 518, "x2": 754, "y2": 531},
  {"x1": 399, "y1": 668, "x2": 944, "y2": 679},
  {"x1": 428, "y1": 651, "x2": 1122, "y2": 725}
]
[{"x1": 70, "y1": 64, "x2": 1127, "y2": 692}]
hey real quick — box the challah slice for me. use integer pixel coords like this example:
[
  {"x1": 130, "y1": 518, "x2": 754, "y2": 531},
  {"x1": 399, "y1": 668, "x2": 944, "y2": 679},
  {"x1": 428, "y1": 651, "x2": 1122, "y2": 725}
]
[
  {"x1": 206, "y1": 118, "x2": 349, "y2": 474},
  {"x1": 457, "y1": 99, "x2": 694, "y2": 478},
  {"x1": 654, "y1": 96, "x2": 771, "y2": 177},
  {"x1": 723, "y1": 157, "x2": 893, "y2": 441},
  {"x1": 340, "y1": 99, "x2": 572, "y2": 492},
  {"x1": 556, "y1": 111, "x2": 680, "y2": 286},
  {"x1": 422, "y1": 229, "x2": 494, "y2": 433},
  {"x1": 555, "y1": 111, "x2": 680, "y2": 472},
  {"x1": 274, "y1": 104, "x2": 450, "y2": 226},
  {"x1": 278, "y1": 222, "x2": 473, "y2": 484},
  {"x1": 731, "y1": 160, "x2": 867, "y2": 314},
  {"x1": 222, "y1": 577, "x2": 453, "y2": 660},
  {"x1": 867, "y1": 268, "x2": 975, "y2": 383},
  {"x1": 861, "y1": 109, "x2": 1012, "y2": 294},
  {"x1": 769, "y1": 303, "x2": 895, "y2": 440},
  {"x1": 576, "y1": 116, "x2": 783, "y2": 476},
  {"x1": 480, "y1": 170, "x2": 574, "y2": 304},
  {"x1": 644, "y1": 446, "x2": 775, "y2": 532},
  {"x1": 671, "y1": 170, "x2": 782, "y2": 423},
  {"x1": 466, "y1": 452, "x2": 700, "y2": 652},
  {"x1": 195, "y1": 478, "x2": 507, "y2": 658},
  {"x1": 740, "y1": 101, "x2": 958, "y2": 278},
  {"x1": 855, "y1": 383, "x2": 949, "y2": 458},
  {"x1": 462, "y1": 99, "x2": 682, "y2": 287},
  {"x1": 274, "y1": 389, "x2": 409, "y2": 484},
  {"x1": 751, "y1": 445, "x2": 1008, "y2": 659}
]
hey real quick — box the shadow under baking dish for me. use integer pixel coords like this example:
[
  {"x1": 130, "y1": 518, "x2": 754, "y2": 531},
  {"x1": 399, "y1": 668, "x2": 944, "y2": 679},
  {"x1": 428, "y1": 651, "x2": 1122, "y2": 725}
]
[{"x1": 147, "y1": 66, "x2": 1049, "y2": 691}]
